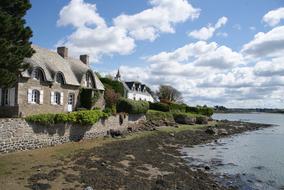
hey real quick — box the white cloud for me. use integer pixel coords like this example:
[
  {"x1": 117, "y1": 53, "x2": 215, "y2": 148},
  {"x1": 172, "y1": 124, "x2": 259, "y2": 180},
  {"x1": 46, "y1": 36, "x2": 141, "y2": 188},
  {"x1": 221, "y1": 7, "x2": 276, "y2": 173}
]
[
  {"x1": 57, "y1": 0, "x2": 200, "y2": 61},
  {"x1": 188, "y1": 17, "x2": 228, "y2": 40},
  {"x1": 263, "y1": 7, "x2": 284, "y2": 27},
  {"x1": 242, "y1": 25, "x2": 284, "y2": 58},
  {"x1": 58, "y1": 26, "x2": 135, "y2": 62},
  {"x1": 147, "y1": 40, "x2": 243, "y2": 69},
  {"x1": 114, "y1": 0, "x2": 200, "y2": 41},
  {"x1": 254, "y1": 56, "x2": 284, "y2": 77},
  {"x1": 57, "y1": 0, "x2": 106, "y2": 28},
  {"x1": 114, "y1": 36, "x2": 284, "y2": 108}
]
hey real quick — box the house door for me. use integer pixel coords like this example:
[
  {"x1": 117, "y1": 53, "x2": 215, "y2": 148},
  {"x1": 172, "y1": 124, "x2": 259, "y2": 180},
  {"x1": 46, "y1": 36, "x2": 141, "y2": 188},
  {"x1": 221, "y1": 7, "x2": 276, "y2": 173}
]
[{"x1": 67, "y1": 93, "x2": 74, "y2": 112}]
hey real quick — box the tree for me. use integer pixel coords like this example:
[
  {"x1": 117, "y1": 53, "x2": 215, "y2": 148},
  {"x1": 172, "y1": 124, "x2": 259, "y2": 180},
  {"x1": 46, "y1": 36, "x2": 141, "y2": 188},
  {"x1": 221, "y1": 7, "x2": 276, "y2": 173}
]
[
  {"x1": 104, "y1": 88, "x2": 121, "y2": 109},
  {"x1": 100, "y1": 77, "x2": 125, "y2": 96},
  {"x1": 157, "y1": 85, "x2": 183, "y2": 103},
  {"x1": 0, "y1": 0, "x2": 34, "y2": 88}
]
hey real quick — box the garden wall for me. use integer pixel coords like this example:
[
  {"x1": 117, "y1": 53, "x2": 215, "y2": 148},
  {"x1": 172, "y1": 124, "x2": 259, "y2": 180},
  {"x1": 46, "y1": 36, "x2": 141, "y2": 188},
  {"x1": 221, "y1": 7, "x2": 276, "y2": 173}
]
[{"x1": 0, "y1": 114, "x2": 145, "y2": 154}]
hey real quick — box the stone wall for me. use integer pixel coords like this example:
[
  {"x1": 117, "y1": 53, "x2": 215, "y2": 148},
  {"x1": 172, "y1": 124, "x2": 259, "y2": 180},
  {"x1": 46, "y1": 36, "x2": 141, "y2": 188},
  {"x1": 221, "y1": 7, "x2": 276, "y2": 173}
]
[{"x1": 0, "y1": 114, "x2": 145, "y2": 154}]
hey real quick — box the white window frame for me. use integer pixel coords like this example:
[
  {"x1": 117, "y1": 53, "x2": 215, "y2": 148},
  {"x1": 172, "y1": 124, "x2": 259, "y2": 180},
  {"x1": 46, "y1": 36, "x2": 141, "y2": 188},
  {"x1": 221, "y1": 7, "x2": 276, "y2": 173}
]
[
  {"x1": 51, "y1": 91, "x2": 63, "y2": 106},
  {"x1": 31, "y1": 89, "x2": 40, "y2": 104},
  {"x1": 54, "y1": 92, "x2": 61, "y2": 105}
]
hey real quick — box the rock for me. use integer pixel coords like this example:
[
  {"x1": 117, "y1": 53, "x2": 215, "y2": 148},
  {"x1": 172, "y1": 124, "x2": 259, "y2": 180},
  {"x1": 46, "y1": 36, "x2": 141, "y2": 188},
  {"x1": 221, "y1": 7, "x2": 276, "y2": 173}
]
[
  {"x1": 169, "y1": 133, "x2": 175, "y2": 137},
  {"x1": 174, "y1": 115, "x2": 196, "y2": 125},
  {"x1": 109, "y1": 129, "x2": 123, "y2": 138},
  {"x1": 205, "y1": 128, "x2": 217, "y2": 135},
  {"x1": 204, "y1": 166, "x2": 210, "y2": 170},
  {"x1": 196, "y1": 116, "x2": 209, "y2": 124},
  {"x1": 218, "y1": 128, "x2": 228, "y2": 135},
  {"x1": 85, "y1": 186, "x2": 94, "y2": 190},
  {"x1": 127, "y1": 127, "x2": 133, "y2": 132}
]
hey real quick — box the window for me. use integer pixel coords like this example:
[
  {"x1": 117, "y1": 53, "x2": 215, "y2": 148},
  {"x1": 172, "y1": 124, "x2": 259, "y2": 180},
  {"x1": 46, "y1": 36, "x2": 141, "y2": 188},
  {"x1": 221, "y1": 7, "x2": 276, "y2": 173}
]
[
  {"x1": 54, "y1": 92, "x2": 61, "y2": 105},
  {"x1": 32, "y1": 68, "x2": 44, "y2": 81},
  {"x1": 31, "y1": 90, "x2": 40, "y2": 104},
  {"x1": 56, "y1": 73, "x2": 64, "y2": 84},
  {"x1": 86, "y1": 73, "x2": 93, "y2": 88},
  {"x1": 2, "y1": 89, "x2": 9, "y2": 106}
]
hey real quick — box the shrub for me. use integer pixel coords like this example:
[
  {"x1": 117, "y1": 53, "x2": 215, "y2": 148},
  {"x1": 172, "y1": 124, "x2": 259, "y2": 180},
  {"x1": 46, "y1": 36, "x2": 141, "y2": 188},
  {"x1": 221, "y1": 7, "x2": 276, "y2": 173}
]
[
  {"x1": 169, "y1": 103, "x2": 187, "y2": 112},
  {"x1": 104, "y1": 87, "x2": 120, "y2": 109},
  {"x1": 172, "y1": 112, "x2": 208, "y2": 125},
  {"x1": 198, "y1": 107, "x2": 214, "y2": 117},
  {"x1": 25, "y1": 110, "x2": 108, "y2": 126},
  {"x1": 116, "y1": 98, "x2": 149, "y2": 114},
  {"x1": 80, "y1": 89, "x2": 101, "y2": 109},
  {"x1": 146, "y1": 110, "x2": 174, "y2": 123},
  {"x1": 149, "y1": 102, "x2": 170, "y2": 112},
  {"x1": 186, "y1": 106, "x2": 199, "y2": 113},
  {"x1": 100, "y1": 77, "x2": 124, "y2": 96},
  {"x1": 185, "y1": 106, "x2": 214, "y2": 117},
  {"x1": 25, "y1": 114, "x2": 56, "y2": 125}
]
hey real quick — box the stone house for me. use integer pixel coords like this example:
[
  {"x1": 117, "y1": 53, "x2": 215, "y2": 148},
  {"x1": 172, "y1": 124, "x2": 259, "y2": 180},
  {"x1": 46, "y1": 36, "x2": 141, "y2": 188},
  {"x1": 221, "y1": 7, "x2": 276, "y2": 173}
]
[
  {"x1": 0, "y1": 45, "x2": 105, "y2": 118},
  {"x1": 115, "y1": 70, "x2": 154, "y2": 102}
]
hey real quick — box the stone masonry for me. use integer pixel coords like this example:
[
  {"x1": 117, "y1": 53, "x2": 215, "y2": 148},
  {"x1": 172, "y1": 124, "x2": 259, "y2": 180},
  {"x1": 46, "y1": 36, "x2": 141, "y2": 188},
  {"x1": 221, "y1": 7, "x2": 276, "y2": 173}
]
[{"x1": 0, "y1": 114, "x2": 145, "y2": 154}]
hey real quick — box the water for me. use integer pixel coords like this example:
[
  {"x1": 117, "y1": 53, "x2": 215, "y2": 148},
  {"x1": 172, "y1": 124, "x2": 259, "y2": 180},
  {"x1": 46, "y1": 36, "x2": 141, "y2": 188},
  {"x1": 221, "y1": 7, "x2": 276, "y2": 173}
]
[{"x1": 181, "y1": 113, "x2": 284, "y2": 190}]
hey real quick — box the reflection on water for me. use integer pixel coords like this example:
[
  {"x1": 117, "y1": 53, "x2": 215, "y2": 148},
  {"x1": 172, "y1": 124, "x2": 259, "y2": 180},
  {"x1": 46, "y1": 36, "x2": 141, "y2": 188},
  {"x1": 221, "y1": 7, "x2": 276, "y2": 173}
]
[{"x1": 181, "y1": 113, "x2": 284, "y2": 190}]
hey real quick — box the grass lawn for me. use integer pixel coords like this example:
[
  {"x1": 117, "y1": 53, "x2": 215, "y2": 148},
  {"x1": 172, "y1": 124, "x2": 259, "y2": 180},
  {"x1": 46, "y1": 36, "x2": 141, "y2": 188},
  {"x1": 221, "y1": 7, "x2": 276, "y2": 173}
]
[{"x1": 0, "y1": 123, "x2": 212, "y2": 189}]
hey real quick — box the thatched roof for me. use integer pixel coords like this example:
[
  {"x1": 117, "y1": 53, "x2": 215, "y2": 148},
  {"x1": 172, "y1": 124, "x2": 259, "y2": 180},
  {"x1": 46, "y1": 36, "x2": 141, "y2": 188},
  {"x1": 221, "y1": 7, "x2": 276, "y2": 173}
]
[{"x1": 23, "y1": 45, "x2": 104, "y2": 90}]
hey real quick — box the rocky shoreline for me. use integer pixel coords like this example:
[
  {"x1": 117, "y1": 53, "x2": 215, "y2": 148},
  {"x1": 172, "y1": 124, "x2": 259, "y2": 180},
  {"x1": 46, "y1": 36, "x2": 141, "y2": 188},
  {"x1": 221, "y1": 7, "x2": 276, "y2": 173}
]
[{"x1": 25, "y1": 120, "x2": 272, "y2": 190}]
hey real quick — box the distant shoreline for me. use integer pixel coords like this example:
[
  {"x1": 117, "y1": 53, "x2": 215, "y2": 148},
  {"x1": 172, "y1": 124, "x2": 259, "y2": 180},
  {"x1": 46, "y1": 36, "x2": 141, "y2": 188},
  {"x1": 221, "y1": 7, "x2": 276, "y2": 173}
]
[{"x1": 214, "y1": 109, "x2": 284, "y2": 114}]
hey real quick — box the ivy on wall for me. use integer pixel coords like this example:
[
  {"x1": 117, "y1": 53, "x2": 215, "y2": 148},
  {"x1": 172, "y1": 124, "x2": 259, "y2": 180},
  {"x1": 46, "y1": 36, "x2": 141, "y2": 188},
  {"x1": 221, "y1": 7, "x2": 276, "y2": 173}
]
[{"x1": 80, "y1": 88, "x2": 101, "y2": 109}]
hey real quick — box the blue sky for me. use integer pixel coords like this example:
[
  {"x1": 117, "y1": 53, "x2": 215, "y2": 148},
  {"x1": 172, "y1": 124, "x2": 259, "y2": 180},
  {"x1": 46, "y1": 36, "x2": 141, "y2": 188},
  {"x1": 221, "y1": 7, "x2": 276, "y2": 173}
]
[{"x1": 25, "y1": 0, "x2": 284, "y2": 108}]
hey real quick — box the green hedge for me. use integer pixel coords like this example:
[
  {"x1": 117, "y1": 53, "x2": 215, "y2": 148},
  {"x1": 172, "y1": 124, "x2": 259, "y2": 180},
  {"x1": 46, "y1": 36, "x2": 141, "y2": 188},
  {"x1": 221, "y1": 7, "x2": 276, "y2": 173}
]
[
  {"x1": 149, "y1": 102, "x2": 170, "y2": 112},
  {"x1": 25, "y1": 110, "x2": 109, "y2": 126},
  {"x1": 185, "y1": 106, "x2": 214, "y2": 117},
  {"x1": 185, "y1": 106, "x2": 199, "y2": 113},
  {"x1": 146, "y1": 110, "x2": 174, "y2": 122},
  {"x1": 116, "y1": 98, "x2": 149, "y2": 114},
  {"x1": 172, "y1": 112, "x2": 208, "y2": 125},
  {"x1": 169, "y1": 103, "x2": 187, "y2": 112}
]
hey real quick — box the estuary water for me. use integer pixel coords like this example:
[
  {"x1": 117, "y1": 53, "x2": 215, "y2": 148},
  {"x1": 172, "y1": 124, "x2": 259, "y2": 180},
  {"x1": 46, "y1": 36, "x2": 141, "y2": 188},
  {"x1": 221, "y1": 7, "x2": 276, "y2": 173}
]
[{"x1": 181, "y1": 113, "x2": 284, "y2": 190}]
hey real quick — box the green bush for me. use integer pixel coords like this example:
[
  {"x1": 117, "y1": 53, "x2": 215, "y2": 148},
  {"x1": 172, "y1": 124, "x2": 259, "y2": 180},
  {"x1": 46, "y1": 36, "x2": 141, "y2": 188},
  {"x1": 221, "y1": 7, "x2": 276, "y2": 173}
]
[
  {"x1": 80, "y1": 89, "x2": 101, "y2": 110},
  {"x1": 172, "y1": 112, "x2": 208, "y2": 125},
  {"x1": 25, "y1": 114, "x2": 56, "y2": 125},
  {"x1": 185, "y1": 106, "x2": 214, "y2": 117},
  {"x1": 186, "y1": 106, "x2": 199, "y2": 113},
  {"x1": 149, "y1": 102, "x2": 170, "y2": 112},
  {"x1": 116, "y1": 98, "x2": 149, "y2": 114},
  {"x1": 100, "y1": 78, "x2": 124, "y2": 96},
  {"x1": 198, "y1": 107, "x2": 214, "y2": 117},
  {"x1": 25, "y1": 110, "x2": 108, "y2": 126},
  {"x1": 169, "y1": 103, "x2": 187, "y2": 112},
  {"x1": 146, "y1": 110, "x2": 174, "y2": 122}
]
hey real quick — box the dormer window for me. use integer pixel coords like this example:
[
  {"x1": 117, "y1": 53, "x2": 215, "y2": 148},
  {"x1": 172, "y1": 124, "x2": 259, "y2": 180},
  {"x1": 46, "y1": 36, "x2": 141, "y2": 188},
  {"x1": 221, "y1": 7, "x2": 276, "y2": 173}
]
[
  {"x1": 85, "y1": 72, "x2": 93, "y2": 88},
  {"x1": 56, "y1": 73, "x2": 65, "y2": 85},
  {"x1": 32, "y1": 68, "x2": 44, "y2": 81}
]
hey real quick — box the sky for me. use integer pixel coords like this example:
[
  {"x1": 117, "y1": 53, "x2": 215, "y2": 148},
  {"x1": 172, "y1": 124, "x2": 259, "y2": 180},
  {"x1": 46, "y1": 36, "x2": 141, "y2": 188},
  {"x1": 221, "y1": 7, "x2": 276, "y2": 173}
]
[{"x1": 25, "y1": 0, "x2": 284, "y2": 108}]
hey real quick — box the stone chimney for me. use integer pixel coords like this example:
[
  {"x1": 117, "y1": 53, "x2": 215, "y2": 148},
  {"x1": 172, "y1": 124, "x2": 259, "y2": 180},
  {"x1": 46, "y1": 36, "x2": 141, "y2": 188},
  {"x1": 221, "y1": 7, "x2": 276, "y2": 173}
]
[
  {"x1": 80, "y1": 55, "x2": 89, "y2": 65},
  {"x1": 57, "y1": 47, "x2": 68, "y2": 58}
]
